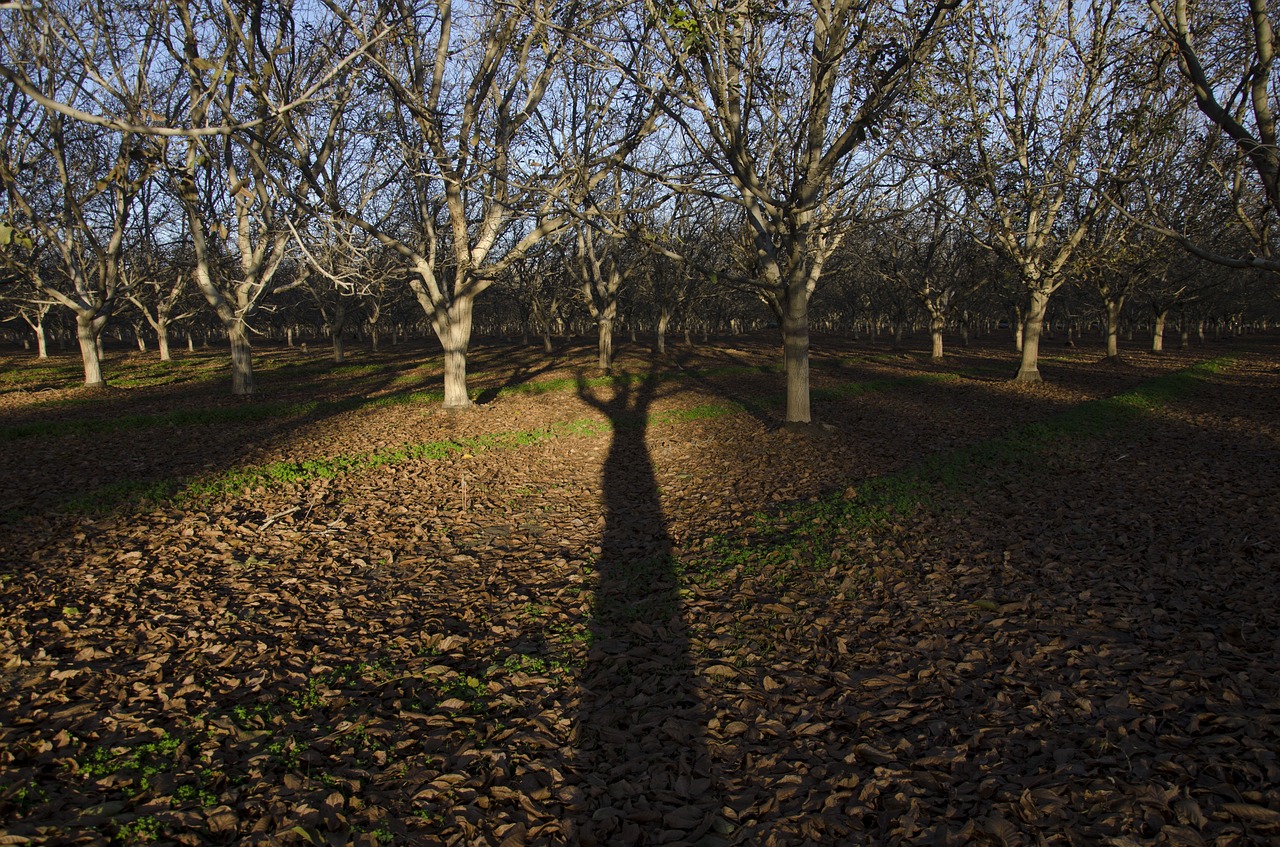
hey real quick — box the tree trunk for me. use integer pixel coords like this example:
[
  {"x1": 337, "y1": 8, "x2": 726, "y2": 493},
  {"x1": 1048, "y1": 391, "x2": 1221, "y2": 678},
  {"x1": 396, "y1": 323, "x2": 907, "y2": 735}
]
[
  {"x1": 34, "y1": 320, "x2": 48, "y2": 358},
  {"x1": 1105, "y1": 296, "x2": 1124, "y2": 359},
  {"x1": 157, "y1": 323, "x2": 172, "y2": 362},
  {"x1": 656, "y1": 308, "x2": 670, "y2": 354},
  {"x1": 782, "y1": 284, "x2": 812, "y2": 424},
  {"x1": 76, "y1": 315, "x2": 106, "y2": 388},
  {"x1": 597, "y1": 314, "x2": 614, "y2": 371},
  {"x1": 436, "y1": 294, "x2": 474, "y2": 409},
  {"x1": 929, "y1": 312, "x2": 945, "y2": 360},
  {"x1": 1015, "y1": 289, "x2": 1050, "y2": 382},
  {"x1": 228, "y1": 323, "x2": 256, "y2": 396},
  {"x1": 1152, "y1": 310, "x2": 1167, "y2": 353}
]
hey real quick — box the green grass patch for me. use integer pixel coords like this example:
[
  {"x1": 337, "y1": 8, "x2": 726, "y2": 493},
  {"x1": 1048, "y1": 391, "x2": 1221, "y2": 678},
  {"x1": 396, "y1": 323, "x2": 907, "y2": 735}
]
[{"x1": 809, "y1": 372, "x2": 958, "y2": 403}]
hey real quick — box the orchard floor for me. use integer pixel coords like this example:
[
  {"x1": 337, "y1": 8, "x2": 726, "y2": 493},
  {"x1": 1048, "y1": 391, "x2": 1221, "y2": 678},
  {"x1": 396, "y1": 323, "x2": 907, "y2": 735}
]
[{"x1": 1, "y1": 332, "x2": 1278, "y2": 846}]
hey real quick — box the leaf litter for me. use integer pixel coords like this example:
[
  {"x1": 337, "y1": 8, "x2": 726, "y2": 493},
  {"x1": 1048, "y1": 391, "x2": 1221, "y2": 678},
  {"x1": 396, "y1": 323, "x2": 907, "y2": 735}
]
[{"x1": 0, "y1": 337, "x2": 1278, "y2": 845}]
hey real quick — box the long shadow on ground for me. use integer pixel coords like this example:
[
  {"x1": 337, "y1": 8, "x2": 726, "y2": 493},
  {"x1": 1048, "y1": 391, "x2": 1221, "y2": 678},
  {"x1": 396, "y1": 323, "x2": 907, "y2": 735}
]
[{"x1": 566, "y1": 367, "x2": 723, "y2": 845}]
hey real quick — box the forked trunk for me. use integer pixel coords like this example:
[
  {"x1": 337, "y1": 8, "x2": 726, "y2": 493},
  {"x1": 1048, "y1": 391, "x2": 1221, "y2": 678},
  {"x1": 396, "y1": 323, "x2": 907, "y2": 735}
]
[
  {"x1": 1015, "y1": 289, "x2": 1050, "y2": 382},
  {"x1": 228, "y1": 323, "x2": 255, "y2": 396},
  {"x1": 782, "y1": 283, "x2": 811, "y2": 424},
  {"x1": 34, "y1": 321, "x2": 48, "y2": 358},
  {"x1": 76, "y1": 315, "x2": 106, "y2": 388},
  {"x1": 1152, "y1": 310, "x2": 1167, "y2": 353}
]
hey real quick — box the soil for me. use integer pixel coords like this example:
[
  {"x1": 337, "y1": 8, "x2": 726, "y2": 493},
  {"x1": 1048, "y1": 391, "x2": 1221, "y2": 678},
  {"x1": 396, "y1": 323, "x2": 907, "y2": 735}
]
[{"x1": 1, "y1": 332, "x2": 1278, "y2": 846}]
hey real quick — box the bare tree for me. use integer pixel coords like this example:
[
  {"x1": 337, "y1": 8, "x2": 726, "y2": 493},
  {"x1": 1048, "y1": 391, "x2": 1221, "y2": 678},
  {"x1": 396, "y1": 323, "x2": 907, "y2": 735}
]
[
  {"x1": 123, "y1": 179, "x2": 201, "y2": 362},
  {"x1": 0, "y1": 7, "x2": 161, "y2": 386},
  {"x1": 157, "y1": 0, "x2": 344, "y2": 394},
  {"x1": 866, "y1": 185, "x2": 981, "y2": 359},
  {"x1": 634, "y1": 0, "x2": 960, "y2": 424},
  {"x1": 291, "y1": 0, "x2": 658, "y2": 407},
  {"x1": 946, "y1": 0, "x2": 1152, "y2": 381},
  {"x1": 505, "y1": 240, "x2": 572, "y2": 352},
  {"x1": 0, "y1": 202, "x2": 53, "y2": 357}
]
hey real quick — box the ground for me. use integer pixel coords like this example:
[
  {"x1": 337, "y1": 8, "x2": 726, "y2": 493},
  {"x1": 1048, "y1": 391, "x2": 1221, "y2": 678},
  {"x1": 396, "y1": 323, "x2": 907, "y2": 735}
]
[{"x1": 0, "y1": 332, "x2": 1278, "y2": 846}]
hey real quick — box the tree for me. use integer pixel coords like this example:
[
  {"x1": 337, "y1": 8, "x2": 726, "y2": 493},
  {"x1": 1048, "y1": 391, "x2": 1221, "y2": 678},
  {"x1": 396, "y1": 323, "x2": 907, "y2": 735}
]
[
  {"x1": 865, "y1": 185, "x2": 980, "y2": 359},
  {"x1": 0, "y1": 6, "x2": 161, "y2": 387},
  {"x1": 158, "y1": 0, "x2": 343, "y2": 395},
  {"x1": 294, "y1": 0, "x2": 658, "y2": 408},
  {"x1": 634, "y1": 0, "x2": 959, "y2": 423},
  {"x1": 124, "y1": 180, "x2": 200, "y2": 362},
  {"x1": 572, "y1": 224, "x2": 635, "y2": 371},
  {"x1": 945, "y1": 0, "x2": 1153, "y2": 381},
  {"x1": 505, "y1": 240, "x2": 573, "y2": 352}
]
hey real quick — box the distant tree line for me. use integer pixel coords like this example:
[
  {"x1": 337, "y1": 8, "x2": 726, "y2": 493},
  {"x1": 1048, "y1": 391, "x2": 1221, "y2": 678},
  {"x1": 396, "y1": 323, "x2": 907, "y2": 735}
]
[{"x1": 1, "y1": 0, "x2": 1277, "y2": 421}]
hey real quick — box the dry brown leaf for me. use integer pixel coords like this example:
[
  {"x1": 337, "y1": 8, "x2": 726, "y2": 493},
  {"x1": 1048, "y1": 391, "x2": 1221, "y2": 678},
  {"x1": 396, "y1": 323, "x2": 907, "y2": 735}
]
[{"x1": 1222, "y1": 803, "x2": 1280, "y2": 824}]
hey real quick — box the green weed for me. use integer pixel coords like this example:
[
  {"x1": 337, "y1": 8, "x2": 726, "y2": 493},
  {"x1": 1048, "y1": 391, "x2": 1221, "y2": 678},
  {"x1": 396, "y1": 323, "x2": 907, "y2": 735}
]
[{"x1": 114, "y1": 815, "x2": 163, "y2": 844}]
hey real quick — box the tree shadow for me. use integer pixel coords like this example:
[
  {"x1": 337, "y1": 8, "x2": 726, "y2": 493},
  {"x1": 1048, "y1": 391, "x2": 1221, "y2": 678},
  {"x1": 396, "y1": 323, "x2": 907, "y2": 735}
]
[
  {"x1": 472, "y1": 356, "x2": 561, "y2": 405},
  {"x1": 566, "y1": 365, "x2": 724, "y2": 846}
]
